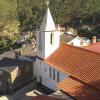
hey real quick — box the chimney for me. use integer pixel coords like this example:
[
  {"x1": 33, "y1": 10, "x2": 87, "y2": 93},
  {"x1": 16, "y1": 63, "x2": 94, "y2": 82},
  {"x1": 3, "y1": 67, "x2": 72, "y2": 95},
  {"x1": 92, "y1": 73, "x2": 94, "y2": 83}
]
[
  {"x1": 92, "y1": 36, "x2": 97, "y2": 44},
  {"x1": 57, "y1": 24, "x2": 60, "y2": 31}
]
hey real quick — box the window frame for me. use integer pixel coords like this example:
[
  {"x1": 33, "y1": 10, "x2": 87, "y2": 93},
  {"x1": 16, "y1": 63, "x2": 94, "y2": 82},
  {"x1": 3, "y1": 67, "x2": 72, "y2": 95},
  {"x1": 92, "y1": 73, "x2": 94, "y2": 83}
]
[
  {"x1": 53, "y1": 69, "x2": 55, "y2": 80},
  {"x1": 49, "y1": 67, "x2": 52, "y2": 78},
  {"x1": 57, "y1": 71, "x2": 60, "y2": 82},
  {"x1": 50, "y1": 33, "x2": 54, "y2": 45}
]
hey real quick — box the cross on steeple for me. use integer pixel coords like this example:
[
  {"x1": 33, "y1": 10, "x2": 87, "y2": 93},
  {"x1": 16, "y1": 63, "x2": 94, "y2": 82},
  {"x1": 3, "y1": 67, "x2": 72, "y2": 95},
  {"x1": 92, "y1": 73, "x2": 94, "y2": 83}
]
[{"x1": 46, "y1": 0, "x2": 49, "y2": 6}]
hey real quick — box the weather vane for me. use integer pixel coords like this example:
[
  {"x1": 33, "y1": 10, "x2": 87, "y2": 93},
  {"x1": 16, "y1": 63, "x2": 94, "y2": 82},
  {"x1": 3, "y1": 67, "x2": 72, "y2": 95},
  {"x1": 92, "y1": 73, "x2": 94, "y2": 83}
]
[{"x1": 46, "y1": 0, "x2": 49, "y2": 6}]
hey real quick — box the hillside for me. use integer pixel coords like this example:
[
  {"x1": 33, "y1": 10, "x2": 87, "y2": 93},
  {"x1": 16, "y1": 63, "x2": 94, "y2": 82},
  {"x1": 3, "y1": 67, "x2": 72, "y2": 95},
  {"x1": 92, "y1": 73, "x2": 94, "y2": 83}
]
[{"x1": 0, "y1": 0, "x2": 100, "y2": 36}]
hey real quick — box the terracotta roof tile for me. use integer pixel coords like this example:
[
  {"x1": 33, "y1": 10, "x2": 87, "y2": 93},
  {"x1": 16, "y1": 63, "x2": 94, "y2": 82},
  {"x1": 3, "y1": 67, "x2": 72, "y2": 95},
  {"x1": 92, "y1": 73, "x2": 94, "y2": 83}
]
[
  {"x1": 57, "y1": 77, "x2": 100, "y2": 100},
  {"x1": 44, "y1": 43, "x2": 100, "y2": 90},
  {"x1": 82, "y1": 42, "x2": 100, "y2": 53}
]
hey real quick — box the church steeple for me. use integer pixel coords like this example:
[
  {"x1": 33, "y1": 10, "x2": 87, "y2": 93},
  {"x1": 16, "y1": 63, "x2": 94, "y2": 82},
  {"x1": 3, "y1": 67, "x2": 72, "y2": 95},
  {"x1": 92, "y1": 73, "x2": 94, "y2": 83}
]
[
  {"x1": 36, "y1": 1, "x2": 60, "y2": 59},
  {"x1": 40, "y1": 5, "x2": 56, "y2": 31}
]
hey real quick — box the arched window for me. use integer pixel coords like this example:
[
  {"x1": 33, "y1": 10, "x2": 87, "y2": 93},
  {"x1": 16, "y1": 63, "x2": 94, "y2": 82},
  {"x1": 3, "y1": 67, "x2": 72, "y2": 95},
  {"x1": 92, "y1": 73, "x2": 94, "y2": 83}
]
[{"x1": 50, "y1": 33, "x2": 54, "y2": 45}]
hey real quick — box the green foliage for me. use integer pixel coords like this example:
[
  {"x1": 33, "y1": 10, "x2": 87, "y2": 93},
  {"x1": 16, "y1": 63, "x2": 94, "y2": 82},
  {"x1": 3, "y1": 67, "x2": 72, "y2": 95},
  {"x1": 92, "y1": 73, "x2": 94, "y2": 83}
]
[
  {"x1": 0, "y1": 36, "x2": 12, "y2": 53},
  {"x1": 0, "y1": 0, "x2": 100, "y2": 34},
  {"x1": 18, "y1": 0, "x2": 100, "y2": 30},
  {"x1": 0, "y1": 0, "x2": 20, "y2": 42},
  {"x1": 0, "y1": 0, "x2": 17, "y2": 24}
]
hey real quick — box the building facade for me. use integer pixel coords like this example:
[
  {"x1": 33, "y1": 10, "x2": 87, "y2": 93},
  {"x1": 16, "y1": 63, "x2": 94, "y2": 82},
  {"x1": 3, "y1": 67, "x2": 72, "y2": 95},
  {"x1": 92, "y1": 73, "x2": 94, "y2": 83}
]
[
  {"x1": 0, "y1": 58, "x2": 33, "y2": 93},
  {"x1": 34, "y1": 6, "x2": 100, "y2": 100},
  {"x1": 35, "y1": 7, "x2": 67, "y2": 90}
]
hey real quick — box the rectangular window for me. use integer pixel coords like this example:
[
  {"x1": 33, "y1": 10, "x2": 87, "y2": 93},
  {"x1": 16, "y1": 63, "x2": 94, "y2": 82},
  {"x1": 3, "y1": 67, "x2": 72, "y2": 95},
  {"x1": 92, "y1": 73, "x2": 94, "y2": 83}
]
[
  {"x1": 50, "y1": 33, "x2": 54, "y2": 45},
  {"x1": 49, "y1": 67, "x2": 52, "y2": 78},
  {"x1": 53, "y1": 69, "x2": 55, "y2": 80},
  {"x1": 57, "y1": 71, "x2": 60, "y2": 82},
  {"x1": 44, "y1": 67, "x2": 46, "y2": 72}
]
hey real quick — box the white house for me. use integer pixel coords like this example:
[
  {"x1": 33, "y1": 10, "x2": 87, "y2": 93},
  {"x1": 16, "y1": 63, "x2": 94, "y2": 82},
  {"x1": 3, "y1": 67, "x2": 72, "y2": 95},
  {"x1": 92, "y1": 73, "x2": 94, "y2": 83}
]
[
  {"x1": 60, "y1": 34, "x2": 90, "y2": 46},
  {"x1": 67, "y1": 36, "x2": 90, "y2": 46}
]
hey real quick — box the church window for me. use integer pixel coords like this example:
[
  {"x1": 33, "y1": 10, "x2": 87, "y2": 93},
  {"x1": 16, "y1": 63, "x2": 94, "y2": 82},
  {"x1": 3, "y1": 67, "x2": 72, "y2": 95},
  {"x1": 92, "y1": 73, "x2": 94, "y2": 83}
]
[
  {"x1": 44, "y1": 67, "x2": 46, "y2": 72},
  {"x1": 49, "y1": 67, "x2": 52, "y2": 78},
  {"x1": 57, "y1": 71, "x2": 60, "y2": 82},
  {"x1": 50, "y1": 33, "x2": 54, "y2": 45},
  {"x1": 53, "y1": 69, "x2": 55, "y2": 80}
]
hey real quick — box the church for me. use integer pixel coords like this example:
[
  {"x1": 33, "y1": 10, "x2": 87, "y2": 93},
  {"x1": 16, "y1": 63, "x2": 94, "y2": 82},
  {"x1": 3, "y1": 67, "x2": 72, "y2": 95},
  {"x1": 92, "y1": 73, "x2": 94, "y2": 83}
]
[
  {"x1": 33, "y1": 4, "x2": 100, "y2": 100},
  {"x1": 35, "y1": 7, "x2": 67, "y2": 90}
]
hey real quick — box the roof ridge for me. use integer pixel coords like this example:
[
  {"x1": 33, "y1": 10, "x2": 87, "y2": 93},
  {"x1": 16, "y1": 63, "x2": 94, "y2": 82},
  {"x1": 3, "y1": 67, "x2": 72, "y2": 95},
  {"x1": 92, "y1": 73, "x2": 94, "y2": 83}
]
[
  {"x1": 70, "y1": 76, "x2": 100, "y2": 92},
  {"x1": 61, "y1": 43, "x2": 100, "y2": 55},
  {"x1": 57, "y1": 77, "x2": 100, "y2": 100}
]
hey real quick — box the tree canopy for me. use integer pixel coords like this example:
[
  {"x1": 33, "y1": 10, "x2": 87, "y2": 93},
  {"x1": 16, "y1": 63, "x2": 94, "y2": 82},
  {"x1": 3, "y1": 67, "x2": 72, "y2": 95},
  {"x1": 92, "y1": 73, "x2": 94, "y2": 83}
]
[{"x1": 0, "y1": 0, "x2": 100, "y2": 34}]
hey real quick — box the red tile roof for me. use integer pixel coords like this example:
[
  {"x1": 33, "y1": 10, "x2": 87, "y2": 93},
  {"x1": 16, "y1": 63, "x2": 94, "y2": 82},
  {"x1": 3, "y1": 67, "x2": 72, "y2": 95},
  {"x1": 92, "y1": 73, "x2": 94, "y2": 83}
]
[
  {"x1": 57, "y1": 77, "x2": 100, "y2": 100},
  {"x1": 44, "y1": 43, "x2": 100, "y2": 90},
  {"x1": 82, "y1": 42, "x2": 100, "y2": 53},
  {"x1": 32, "y1": 95, "x2": 66, "y2": 100}
]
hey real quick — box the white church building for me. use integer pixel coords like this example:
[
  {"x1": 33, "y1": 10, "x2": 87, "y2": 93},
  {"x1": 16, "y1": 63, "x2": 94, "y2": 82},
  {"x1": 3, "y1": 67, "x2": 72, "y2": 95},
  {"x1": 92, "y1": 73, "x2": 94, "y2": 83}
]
[
  {"x1": 33, "y1": 5, "x2": 100, "y2": 100},
  {"x1": 34, "y1": 7, "x2": 67, "y2": 90}
]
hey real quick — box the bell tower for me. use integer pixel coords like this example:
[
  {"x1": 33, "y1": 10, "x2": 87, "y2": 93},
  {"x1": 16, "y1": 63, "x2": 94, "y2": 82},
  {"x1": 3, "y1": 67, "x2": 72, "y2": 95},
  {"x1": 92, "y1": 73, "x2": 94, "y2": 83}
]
[{"x1": 36, "y1": 1, "x2": 60, "y2": 59}]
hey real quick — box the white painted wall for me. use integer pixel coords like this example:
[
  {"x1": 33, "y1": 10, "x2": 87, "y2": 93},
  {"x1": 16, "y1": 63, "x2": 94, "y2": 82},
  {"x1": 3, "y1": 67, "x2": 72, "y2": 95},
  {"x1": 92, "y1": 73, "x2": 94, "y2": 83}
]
[
  {"x1": 44, "y1": 31, "x2": 60, "y2": 59},
  {"x1": 36, "y1": 30, "x2": 60, "y2": 59},
  {"x1": 36, "y1": 58, "x2": 68, "y2": 91},
  {"x1": 40, "y1": 8, "x2": 56, "y2": 31},
  {"x1": 35, "y1": 7, "x2": 68, "y2": 91},
  {"x1": 68, "y1": 37, "x2": 90, "y2": 46},
  {"x1": 36, "y1": 7, "x2": 60, "y2": 59}
]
